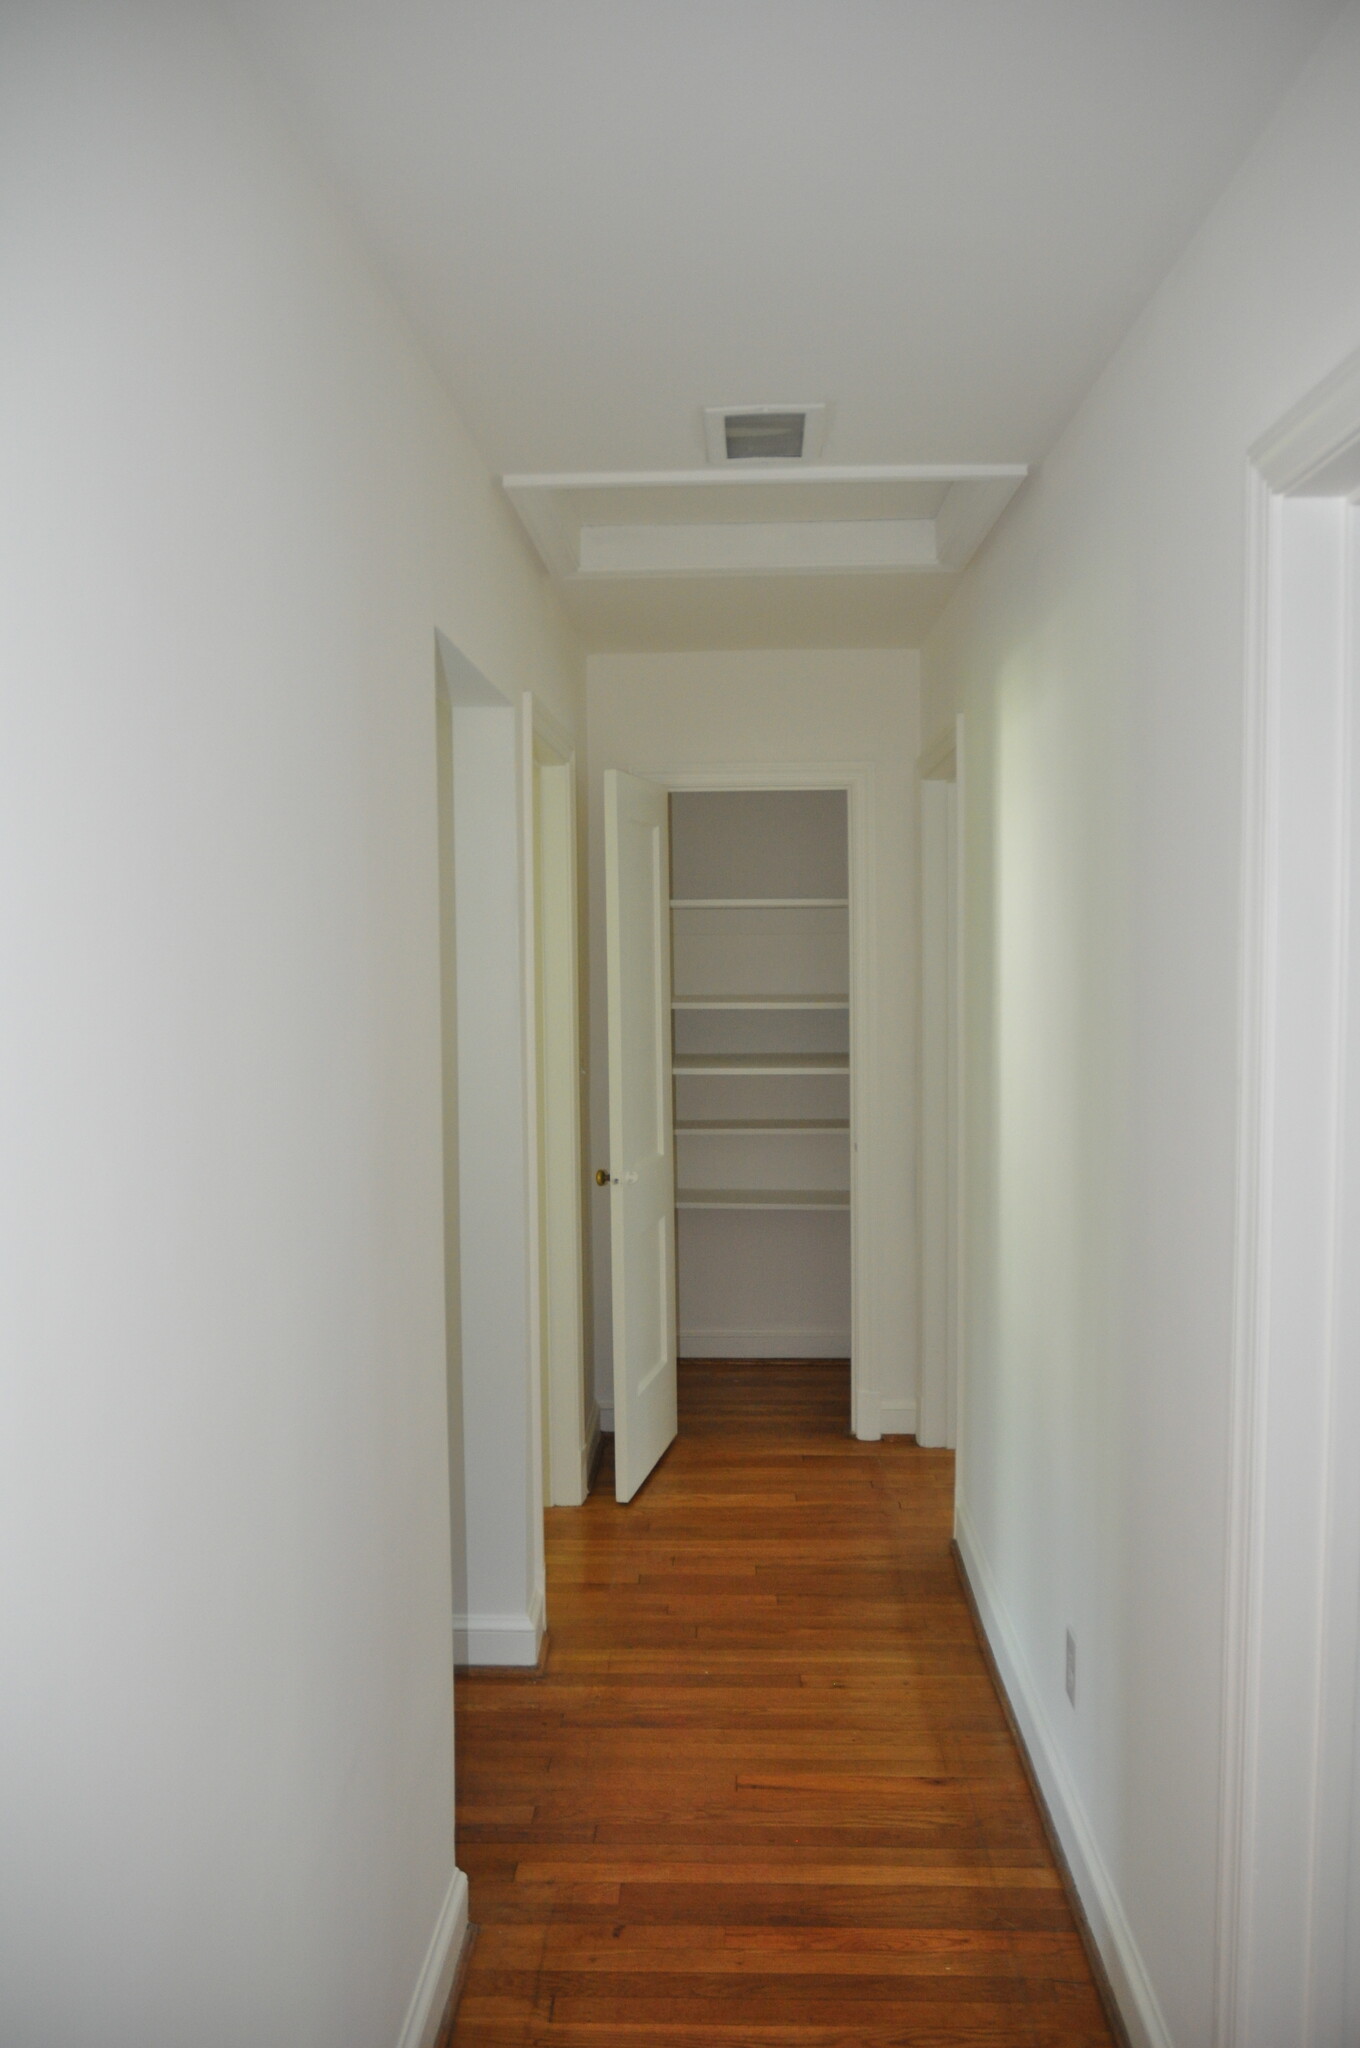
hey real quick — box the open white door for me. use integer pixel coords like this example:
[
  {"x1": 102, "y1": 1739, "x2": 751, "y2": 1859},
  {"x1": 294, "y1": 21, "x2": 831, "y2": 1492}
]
[{"x1": 603, "y1": 769, "x2": 677, "y2": 1502}]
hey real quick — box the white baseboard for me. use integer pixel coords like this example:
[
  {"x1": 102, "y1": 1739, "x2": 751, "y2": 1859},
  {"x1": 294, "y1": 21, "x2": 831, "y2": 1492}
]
[
  {"x1": 879, "y1": 1395, "x2": 918, "y2": 1437},
  {"x1": 954, "y1": 1501, "x2": 1173, "y2": 2048},
  {"x1": 454, "y1": 1584, "x2": 545, "y2": 1668},
  {"x1": 678, "y1": 1326, "x2": 852, "y2": 1358},
  {"x1": 598, "y1": 1404, "x2": 614, "y2": 1434},
  {"x1": 395, "y1": 1865, "x2": 469, "y2": 2048}
]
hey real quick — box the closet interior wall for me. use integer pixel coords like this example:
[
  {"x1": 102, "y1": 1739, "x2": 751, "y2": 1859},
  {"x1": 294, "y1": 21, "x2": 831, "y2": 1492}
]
[{"x1": 670, "y1": 789, "x2": 851, "y2": 1362}]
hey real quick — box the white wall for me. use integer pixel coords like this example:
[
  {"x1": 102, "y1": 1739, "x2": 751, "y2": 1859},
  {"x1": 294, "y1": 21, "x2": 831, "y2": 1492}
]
[
  {"x1": 922, "y1": 7, "x2": 1360, "y2": 2043},
  {"x1": 0, "y1": 7, "x2": 581, "y2": 2046},
  {"x1": 586, "y1": 650, "x2": 919, "y2": 1428}
]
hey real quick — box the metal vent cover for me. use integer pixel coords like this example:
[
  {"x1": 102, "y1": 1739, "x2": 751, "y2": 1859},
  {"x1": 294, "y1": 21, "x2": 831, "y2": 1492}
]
[
  {"x1": 703, "y1": 402, "x2": 826, "y2": 464},
  {"x1": 723, "y1": 411, "x2": 805, "y2": 460}
]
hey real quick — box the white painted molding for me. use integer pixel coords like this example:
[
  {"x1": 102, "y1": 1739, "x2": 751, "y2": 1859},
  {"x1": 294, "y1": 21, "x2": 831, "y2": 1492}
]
[
  {"x1": 577, "y1": 518, "x2": 940, "y2": 578},
  {"x1": 525, "y1": 694, "x2": 589, "y2": 1511},
  {"x1": 504, "y1": 466, "x2": 1028, "y2": 586},
  {"x1": 1218, "y1": 350, "x2": 1360, "y2": 2047},
  {"x1": 518, "y1": 694, "x2": 548, "y2": 1561},
  {"x1": 454, "y1": 1586, "x2": 545, "y2": 1669},
  {"x1": 917, "y1": 726, "x2": 958, "y2": 781},
  {"x1": 435, "y1": 628, "x2": 509, "y2": 707},
  {"x1": 1215, "y1": 468, "x2": 1277, "y2": 2048},
  {"x1": 678, "y1": 1326, "x2": 852, "y2": 1359},
  {"x1": 955, "y1": 1504, "x2": 1174, "y2": 2048},
  {"x1": 507, "y1": 462, "x2": 1030, "y2": 492},
  {"x1": 877, "y1": 1395, "x2": 918, "y2": 1437},
  {"x1": 505, "y1": 484, "x2": 578, "y2": 579},
  {"x1": 855, "y1": 1384, "x2": 881, "y2": 1441},
  {"x1": 951, "y1": 713, "x2": 967, "y2": 1464},
  {"x1": 529, "y1": 691, "x2": 578, "y2": 767},
  {"x1": 1251, "y1": 340, "x2": 1360, "y2": 499},
  {"x1": 917, "y1": 775, "x2": 958, "y2": 1450},
  {"x1": 849, "y1": 764, "x2": 880, "y2": 1443},
  {"x1": 598, "y1": 1405, "x2": 615, "y2": 1435},
  {"x1": 394, "y1": 1866, "x2": 469, "y2": 2048},
  {"x1": 933, "y1": 474, "x2": 1026, "y2": 570}
]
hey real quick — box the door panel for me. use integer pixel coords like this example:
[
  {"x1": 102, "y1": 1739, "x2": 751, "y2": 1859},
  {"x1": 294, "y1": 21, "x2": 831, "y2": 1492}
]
[{"x1": 604, "y1": 770, "x2": 677, "y2": 1502}]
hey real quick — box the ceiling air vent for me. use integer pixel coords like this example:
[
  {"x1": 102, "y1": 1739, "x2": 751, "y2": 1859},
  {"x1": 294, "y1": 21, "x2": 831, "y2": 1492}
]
[{"x1": 704, "y1": 402, "x2": 826, "y2": 464}]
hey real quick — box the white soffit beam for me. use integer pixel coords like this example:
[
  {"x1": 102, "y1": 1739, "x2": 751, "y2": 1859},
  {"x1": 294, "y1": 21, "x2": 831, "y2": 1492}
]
[
  {"x1": 577, "y1": 518, "x2": 940, "y2": 578},
  {"x1": 503, "y1": 466, "x2": 1027, "y2": 583},
  {"x1": 933, "y1": 474, "x2": 1027, "y2": 571}
]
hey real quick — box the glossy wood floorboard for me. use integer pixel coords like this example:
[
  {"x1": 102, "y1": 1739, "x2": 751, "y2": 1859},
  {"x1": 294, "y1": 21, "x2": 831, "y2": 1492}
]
[{"x1": 448, "y1": 1361, "x2": 1115, "y2": 2046}]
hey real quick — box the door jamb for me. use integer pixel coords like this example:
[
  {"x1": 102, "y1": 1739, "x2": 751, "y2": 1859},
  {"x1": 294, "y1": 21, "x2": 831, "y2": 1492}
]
[
  {"x1": 520, "y1": 694, "x2": 591, "y2": 1511},
  {"x1": 1218, "y1": 343, "x2": 1360, "y2": 2046},
  {"x1": 918, "y1": 715, "x2": 964, "y2": 1450}
]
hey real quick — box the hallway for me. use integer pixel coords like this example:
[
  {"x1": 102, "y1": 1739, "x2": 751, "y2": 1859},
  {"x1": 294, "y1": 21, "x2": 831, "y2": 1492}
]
[{"x1": 449, "y1": 1363, "x2": 1115, "y2": 2044}]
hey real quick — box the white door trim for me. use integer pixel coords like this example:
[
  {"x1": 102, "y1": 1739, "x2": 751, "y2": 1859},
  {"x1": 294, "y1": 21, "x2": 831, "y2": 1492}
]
[
  {"x1": 1218, "y1": 342, "x2": 1360, "y2": 2047},
  {"x1": 646, "y1": 761, "x2": 882, "y2": 1440},
  {"x1": 522, "y1": 694, "x2": 590, "y2": 1508},
  {"x1": 952, "y1": 715, "x2": 967, "y2": 1458},
  {"x1": 918, "y1": 752, "x2": 958, "y2": 1449}
]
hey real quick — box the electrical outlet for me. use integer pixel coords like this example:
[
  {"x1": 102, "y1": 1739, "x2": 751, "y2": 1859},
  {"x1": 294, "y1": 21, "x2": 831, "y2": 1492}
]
[{"x1": 1065, "y1": 1629, "x2": 1077, "y2": 1706}]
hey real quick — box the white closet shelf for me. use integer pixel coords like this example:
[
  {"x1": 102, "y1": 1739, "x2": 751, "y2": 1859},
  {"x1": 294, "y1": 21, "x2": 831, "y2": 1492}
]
[
  {"x1": 672, "y1": 1053, "x2": 849, "y2": 1076},
  {"x1": 675, "y1": 1118, "x2": 849, "y2": 1134},
  {"x1": 669, "y1": 896, "x2": 848, "y2": 909},
  {"x1": 676, "y1": 1189, "x2": 850, "y2": 1211},
  {"x1": 672, "y1": 993, "x2": 848, "y2": 1011}
]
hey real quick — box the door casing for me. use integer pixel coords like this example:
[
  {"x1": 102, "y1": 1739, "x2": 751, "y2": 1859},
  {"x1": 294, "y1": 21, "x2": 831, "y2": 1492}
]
[{"x1": 1218, "y1": 344, "x2": 1360, "y2": 2048}]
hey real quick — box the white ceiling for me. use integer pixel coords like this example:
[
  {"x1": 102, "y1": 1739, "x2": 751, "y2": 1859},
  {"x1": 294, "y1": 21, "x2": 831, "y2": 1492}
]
[{"x1": 221, "y1": 0, "x2": 1342, "y2": 646}]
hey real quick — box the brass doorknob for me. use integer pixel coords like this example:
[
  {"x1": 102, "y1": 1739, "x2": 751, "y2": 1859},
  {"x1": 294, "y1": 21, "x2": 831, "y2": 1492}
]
[{"x1": 595, "y1": 1168, "x2": 612, "y2": 1186}]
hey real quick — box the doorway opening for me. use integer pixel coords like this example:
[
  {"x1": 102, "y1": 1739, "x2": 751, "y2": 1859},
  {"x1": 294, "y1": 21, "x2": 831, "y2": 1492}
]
[
  {"x1": 669, "y1": 787, "x2": 851, "y2": 1436},
  {"x1": 435, "y1": 637, "x2": 545, "y2": 1666},
  {"x1": 600, "y1": 761, "x2": 880, "y2": 1504}
]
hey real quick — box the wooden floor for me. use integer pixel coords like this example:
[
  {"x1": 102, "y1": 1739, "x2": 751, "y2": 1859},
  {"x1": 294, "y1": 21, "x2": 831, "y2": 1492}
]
[{"x1": 448, "y1": 1360, "x2": 1115, "y2": 2045}]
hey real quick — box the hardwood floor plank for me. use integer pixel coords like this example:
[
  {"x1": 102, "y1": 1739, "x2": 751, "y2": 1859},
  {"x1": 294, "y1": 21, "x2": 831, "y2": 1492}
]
[{"x1": 448, "y1": 1361, "x2": 1115, "y2": 2045}]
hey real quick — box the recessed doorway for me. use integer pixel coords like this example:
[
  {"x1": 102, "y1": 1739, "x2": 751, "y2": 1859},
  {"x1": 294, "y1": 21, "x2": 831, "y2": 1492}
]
[
  {"x1": 599, "y1": 764, "x2": 878, "y2": 1501},
  {"x1": 669, "y1": 787, "x2": 851, "y2": 1424}
]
